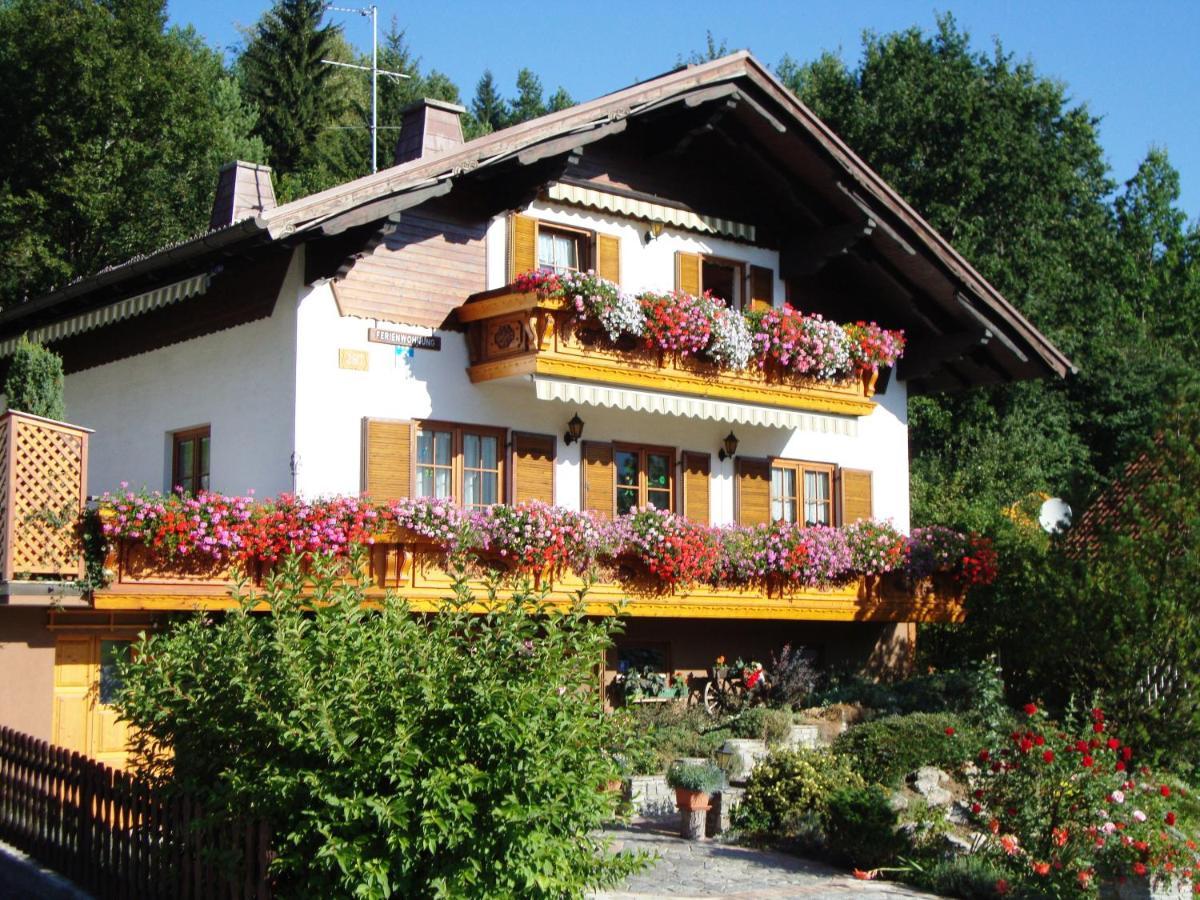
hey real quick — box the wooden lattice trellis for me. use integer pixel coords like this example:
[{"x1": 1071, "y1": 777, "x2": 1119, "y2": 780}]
[{"x1": 0, "y1": 410, "x2": 90, "y2": 581}]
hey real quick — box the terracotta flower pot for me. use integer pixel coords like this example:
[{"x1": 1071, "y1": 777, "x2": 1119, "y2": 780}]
[{"x1": 674, "y1": 788, "x2": 711, "y2": 812}]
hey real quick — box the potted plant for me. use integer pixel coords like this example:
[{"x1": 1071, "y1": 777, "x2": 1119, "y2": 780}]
[{"x1": 666, "y1": 762, "x2": 724, "y2": 812}]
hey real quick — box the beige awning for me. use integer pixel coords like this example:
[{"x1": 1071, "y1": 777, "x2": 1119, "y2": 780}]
[
  {"x1": 546, "y1": 183, "x2": 756, "y2": 242},
  {"x1": 0, "y1": 274, "x2": 210, "y2": 356},
  {"x1": 532, "y1": 376, "x2": 857, "y2": 435}
]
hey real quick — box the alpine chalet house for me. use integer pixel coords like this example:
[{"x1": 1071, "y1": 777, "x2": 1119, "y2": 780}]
[{"x1": 0, "y1": 53, "x2": 1069, "y2": 766}]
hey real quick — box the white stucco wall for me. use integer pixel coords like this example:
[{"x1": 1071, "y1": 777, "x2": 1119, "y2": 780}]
[
  {"x1": 64, "y1": 251, "x2": 303, "y2": 496},
  {"x1": 293, "y1": 202, "x2": 911, "y2": 528}
]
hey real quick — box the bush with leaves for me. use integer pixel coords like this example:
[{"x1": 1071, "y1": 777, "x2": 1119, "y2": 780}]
[
  {"x1": 3, "y1": 337, "x2": 64, "y2": 420},
  {"x1": 733, "y1": 748, "x2": 864, "y2": 841},
  {"x1": 625, "y1": 703, "x2": 732, "y2": 774},
  {"x1": 729, "y1": 707, "x2": 794, "y2": 746},
  {"x1": 833, "y1": 712, "x2": 977, "y2": 786},
  {"x1": 115, "y1": 554, "x2": 648, "y2": 898},
  {"x1": 766, "y1": 643, "x2": 818, "y2": 709},
  {"x1": 824, "y1": 785, "x2": 906, "y2": 870}
]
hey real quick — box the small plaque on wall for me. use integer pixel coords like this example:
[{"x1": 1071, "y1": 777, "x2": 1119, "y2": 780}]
[
  {"x1": 338, "y1": 349, "x2": 369, "y2": 371},
  {"x1": 368, "y1": 328, "x2": 441, "y2": 351}
]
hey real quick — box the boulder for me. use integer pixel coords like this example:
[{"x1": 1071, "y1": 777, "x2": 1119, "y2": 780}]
[{"x1": 907, "y1": 766, "x2": 953, "y2": 807}]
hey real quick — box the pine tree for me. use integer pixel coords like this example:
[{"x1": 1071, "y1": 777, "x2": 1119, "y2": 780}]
[
  {"x1": 547, "y1": 87, "x2": 574, "y2": 113},
  {"x1": 240, "y1": 0, "x2": 343, "y2": 175},
  {"x1": 470, "y1": 69, "x2": 508, "y2": 134},
  {"x1": 509, "y1": 68, "x2": 545, "y2": 124}
]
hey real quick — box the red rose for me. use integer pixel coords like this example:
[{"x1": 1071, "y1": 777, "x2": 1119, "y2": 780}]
[
  {"x1": 1133, "y1": 862, "x2": 1147, "y2": 876},
  {"x1": 1082, "y1": 755, "x2": 1094, "y2": 768},
  {"x1": 1167, "y1": 812, "x2": 1177, "y2": 826},
  {"x1": 1023, "y1": 703, "x2": 1038, "y2": 716},
  {"x1": 979, "y1": 749, "x2": 990, "y2": 762},
  {"x1": 1123, "y1": 746, "x2": 1134, "y2": 761},
  {"x1": 1093, "y1": 722, "x2": 1105, "y2": 733},
  {"x1": 1043, "y1": 750, "x2": 1056, "y2": 763},
  {"x1": 1107, "y1": 737, "x2": 1120, "y2": 750},
  {"x1": 1116, "y1": 762, "x2": 1127, "y2": 772},
  {"x1": 971, "y1": 802, "x2": 982, "y2": 814},
  {"x1": 945, "y1": 726, "x2": 956, "y2": 736},
  {"x1": 1161, "y1": 785, "x2": 1172, "y2": 797}
]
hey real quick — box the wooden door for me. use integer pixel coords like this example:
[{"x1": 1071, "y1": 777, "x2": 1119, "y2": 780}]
[{"x1": 52, "y1": 636, "x2": 133, "y2": 769}]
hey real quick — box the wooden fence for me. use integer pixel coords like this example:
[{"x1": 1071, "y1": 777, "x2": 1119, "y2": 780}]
[{"x1": 0, "y1": 726, "x2": 271, "y2": 898}]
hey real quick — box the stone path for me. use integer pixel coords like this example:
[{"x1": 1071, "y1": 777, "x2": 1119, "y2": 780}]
[{"x1": 591, "y1": 820, "x2": 942, "y2": 900}]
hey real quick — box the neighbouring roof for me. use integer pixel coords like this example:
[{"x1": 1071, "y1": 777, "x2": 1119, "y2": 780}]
[{"x1": 0, "y1": 52, "x2": 1073, "y2": 390}]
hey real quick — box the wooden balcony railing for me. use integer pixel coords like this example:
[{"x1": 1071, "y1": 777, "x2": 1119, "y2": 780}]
[
  {"x1": 0, "y1": 410, "x2": 90, "y2": 583},
  {"x1": 92, "y1": 533, "x2": 965, "y2": 623},
  {"x1": 456, "y1": 289, "x2": 879, "y2": 417}
]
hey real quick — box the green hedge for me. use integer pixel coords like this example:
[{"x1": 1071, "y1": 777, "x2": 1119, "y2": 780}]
[
  {"x1": 832, "y1": 712, "x2": 978, "y2": 786},
  {"x1": 733, "y1": 748, "x2": 863, "y2": 839}
]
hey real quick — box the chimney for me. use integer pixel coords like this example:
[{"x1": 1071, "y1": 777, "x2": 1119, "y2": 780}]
[
  {"x1": 394, "y1": 98, "x2": 466, "y2": 166},
  {"x1": 209, "y1": 161, "x2": 277, "y2": 229}
]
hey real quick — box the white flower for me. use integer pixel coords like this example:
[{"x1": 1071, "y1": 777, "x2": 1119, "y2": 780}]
[
  {"x1": 707, "y1": 307, "x2": 752, "y2": 369},
  {"x1": 1111, "y1": 790, "x2": 1125, "y2": 804},
  {"x1": 1133, "y1": 810, "x2": 1147, "y2": 822}
]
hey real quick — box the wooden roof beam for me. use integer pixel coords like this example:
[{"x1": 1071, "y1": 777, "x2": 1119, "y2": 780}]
[
  {"x1": 896, "y1": 329, "x2": 991, "y2": 381},
  {"x1": 316, "y1": 179, "x2": 453, "y2": 236},
  {"x1": 780, "y1": 218, "x2": 876, "y2": 278},
  {"x1": 517, "y1": 119, "x2": 627, "y2": 166}
]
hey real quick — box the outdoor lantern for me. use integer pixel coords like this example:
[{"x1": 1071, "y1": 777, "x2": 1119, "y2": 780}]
[
  {"x1": 715, "y1": 745, "x2": 734, "y2": 773},
  {"x1": 564, "y1": 413, "x2": 585, "y2": 445},
  {"x1": 718, "y1": 431, "x2": 739, "y2": 461}
]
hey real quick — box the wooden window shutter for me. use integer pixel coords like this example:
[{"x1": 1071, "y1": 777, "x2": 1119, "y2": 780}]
[
  {"x1": 580, "y1": 441, "x2": 614, "y2": 519},
  {"x1": 362, "y1": 418, "x2": 415, "y2": 501},
  {"x1": 508, "y1": 213, "x2": 538, "y2": 282},
  {"x1": 680, "y1": 451, "x2": 711, "y2": 525},
  {"x1": 675, "y1": 251, "x2": 701, "y2": 296},
  {"x1": 511, "y1": 431, "x2": 556, "y2": 504},
  {"x1": 749, "y1": 265, "x2": 774, "y2": 311},
  {"x1": 839, "y1": 468, "x2": 874, "y2": 524},
  {"x1": 596, "y1": 233, "x2": 621, "y2": 283},
  {"x1": 735, "y1": 457, "x2": 771, "y2": 526}
]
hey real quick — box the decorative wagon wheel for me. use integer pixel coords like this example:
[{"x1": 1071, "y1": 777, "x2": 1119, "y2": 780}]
[{"x1": 702, "y1": 668, "x2": 747, "y2": 716}]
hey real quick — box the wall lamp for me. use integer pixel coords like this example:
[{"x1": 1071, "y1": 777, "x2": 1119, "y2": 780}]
[
  {"x1": 564, "y1": 413, "x2": 585, "y2": 446},
  {"x1": 718, "y1": 431, "x2": 739, "y2": 462},
  {"x1": 643, "y1": 221, "x2": 665, "y2": 244}
]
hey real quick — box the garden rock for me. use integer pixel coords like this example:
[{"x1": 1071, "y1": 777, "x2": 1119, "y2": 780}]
[
  {"x1": 888, "y1": 791, "x2": 909, "y2": 813},
  {"x1": 1100, "y1": 876, "x2": 1192, "y2": 899},
  {"x1": 946, "y1": 800, "x2": 972, "y2": 826},
  {"x1": 782, "y1": 723, "x2": 820, "y2": 750},
  {"x1": 907, "y1": 766, "x2": 952, "y2": 807}
]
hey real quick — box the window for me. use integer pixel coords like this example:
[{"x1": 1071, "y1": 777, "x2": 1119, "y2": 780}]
[
  {"x1": 771, "y1": 460, "x2": 835, "y2": 526},
  {"x1": 615, "y1": 444, "x2": 674, "y2": 515},
  {"x1": 98, "y1": 640, "x2": 131, "y2": 705},
  {"x1": 702, "y1": 257, "x2": 745, "y2": 309},
  {"x1": 537, "y1": 224, "x2": 588, "y2": 274},
  {"x1": 416, "y1": 422, "x2": 504, "y2": 509},
  {"x1": 172, "y1": 427, "x2": 210, "y2": 494}
]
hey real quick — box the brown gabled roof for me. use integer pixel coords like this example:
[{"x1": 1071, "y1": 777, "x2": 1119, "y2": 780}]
[{"x1": 4, "y1": 52, "x2": 1072, "y2": 386}]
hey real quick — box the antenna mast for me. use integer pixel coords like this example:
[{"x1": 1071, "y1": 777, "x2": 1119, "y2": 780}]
[{"x1": 322, "y1": 4, "x2": 410, "y2": 173}]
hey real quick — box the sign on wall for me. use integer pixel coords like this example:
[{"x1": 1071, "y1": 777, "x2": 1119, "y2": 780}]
[{"x1": 368, "y1": 327, "x2": 442, "y2": 351}]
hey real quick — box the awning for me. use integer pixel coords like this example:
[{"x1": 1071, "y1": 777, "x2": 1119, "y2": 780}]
[
  {"x1": 546, "y1": 183, "x2": 756, "y2": 243},
  {"x1": 0, "y1": 273, "x2": 210, "y2": 356},
  {"x1": 532, "y1": 376, "x2": 858, "y2": 436}
]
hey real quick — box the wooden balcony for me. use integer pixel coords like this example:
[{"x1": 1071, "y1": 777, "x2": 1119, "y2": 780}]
[
  {"x1": 92, "y1": 534, "x2": 966, "y2": 623},
  {"x1": 456, "y1": 289, "x2": 879, "y2": 418}
]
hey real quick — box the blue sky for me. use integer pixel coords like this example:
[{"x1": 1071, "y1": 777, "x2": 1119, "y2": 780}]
[{"x1": 168, "y1": 0, "x2": 1200, "y2": 220}]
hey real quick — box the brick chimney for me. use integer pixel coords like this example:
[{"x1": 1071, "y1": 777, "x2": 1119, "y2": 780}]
[
  {"x1": 394, "y1": 99, "x2": 466, "y2": 165},
  {"x1": 209, "y1": 161, "x2": 277, "y2": 229}
]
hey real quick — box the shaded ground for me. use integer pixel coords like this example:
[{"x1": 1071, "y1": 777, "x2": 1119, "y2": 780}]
[{"x1": 592, "y1": 819, "x2": 942, "y2": 900}]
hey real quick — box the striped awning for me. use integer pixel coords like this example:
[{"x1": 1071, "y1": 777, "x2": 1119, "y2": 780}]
[
  {"x1": 0, "y1": 274, "x2": 210, "y2": 357},
  {"x1": 532, "y1": 376, "x2": 857, "y2": 436},
  {"x1": 546, "y1": 183, "x2": 756, "y2": 242}
]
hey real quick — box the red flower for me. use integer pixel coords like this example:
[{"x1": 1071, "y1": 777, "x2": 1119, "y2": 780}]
[
  {"x1": 945, "y1": 726, "x2": 956, "y2": 736},
  {"x1": 994, "y1": 879, "x2": 1009, "y2": 896},
  {"x1": 1116, "y1": 762, "x2": 1127, "y2": 772},
  {"x1": 1167, "y1": 812, "x2": 1177, "y2": 826},
  {"x1": 1107, "y1": 737, "x2": 1121, "y2": 750},
  {"x1": 1082, "y1": 755, "x2": 1095, "y2": 768},
  {"x1": 971, "y1": 802, "x2": 982, "y2": 814},
  {"x1": 1133, "y1": 862, "x2": 1147, "y2": 876},
  {"x1": 1093, "y1": 721, "x2": 1105, "y2": 733},
  {"x1": 1023, "y1": 703, "x2": 1038, "y2": 716},
  {"x1": 1123, "y1": 746, "x2": 1134, "y2": 761},
  {"x1": 1043, "y1": 750, "x2": 1056, "y2": 763},
  {"x1": 1162, "y1": 785, "x2": 1172, "y2": 798},
  {"x1": 1032, "y1": 861, "x2": 1051, "y2": 876}
]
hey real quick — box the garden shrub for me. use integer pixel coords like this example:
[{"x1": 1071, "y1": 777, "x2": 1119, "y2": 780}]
[
  {"x1": 811, "y1": 662, "x2": 1005, "y2": 723},
  {"x1": 626, "y1": 703, "x2": 732, "y2": 773},
  {"x1": 965, "y1": 703, "x2": 1200, "y2": 898},
  {"x1": 3, "y1": 337, "x2": 64, "y2": 420},
  {"x1": 733, "y1": 748, "x2": 863, "y2": 840},
  {"x1": 730, "y1": 706, "x2": 793, "y2": 745},
  {"x1": 833, "y1": 712, "x2": 977, "y2": 785},
  {"x1": 906, "y1": 856, "x2": 1013, "y2": 899},
  {"x1": 765, "y1": 643, "x2": 818, "y2": 709},
  {"x1": 823, "y1": 784, "x2": 906, "y2": 870},
  {"x1": 116, "y1": 556, "x2": 648, "y2": 898}
]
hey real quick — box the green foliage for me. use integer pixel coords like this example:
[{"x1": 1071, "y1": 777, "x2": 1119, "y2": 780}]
[
  {"x1": 3, "y1": 338, "x2": 64, "y2": 420},
  {"x1": 665, "y1": 762, "x2": 723, "y2": 794},
  {"x1": 729, "y1": 707, "x2": 793, "y2": 746},
  {"x1": 115, "y1": 555, "x2": 647, "y2": 898},
  {"x1": 832, "y1": 713, "x2": 976, "y2": 786},
  {"x1": 624, "y1": 703, "x2": 732, "y2": 774},
  {"x1": 470, "y1": 69, "x2": 508, "y2": 135},
  {"x1": 0, "y1": 0, "x2": 265, "y2": 305},
  {"x1": 823, "y1": 785, "x2": 905, "y2": 870},
  {"x1": 903, "y1": 855, "x2": 1012, "y2": 900},
  {"x1": 733, "y1": 749, "x2": 864, "y2": 839},
  {"x1": 812, "y1": 662, "x2": 1007, "y2": 729}
]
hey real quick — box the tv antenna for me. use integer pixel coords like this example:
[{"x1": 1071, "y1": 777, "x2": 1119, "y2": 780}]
[{"x1": 322, "y1": 4, "x2": 411, "y2": 173}]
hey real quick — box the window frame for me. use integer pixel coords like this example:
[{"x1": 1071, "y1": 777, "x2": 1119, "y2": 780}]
[
  {"x1": 414, "y1": 420, "x2": 507, "y2": 509},
  {"x1": 769, "y1": 458, "x2": 836, "y2": 526},
  {"x1": 701, "y1": 255, "x2": 747, "y2": 310},
  {"x1": 613, "y1": 442, "x2": 676, "y2": 515},
  {"x1": 536, "y1": 221, "x2": 593, "y2": 274},
  {"x1": 171, "y1": 426, "x2": 210, "y2": 495}
]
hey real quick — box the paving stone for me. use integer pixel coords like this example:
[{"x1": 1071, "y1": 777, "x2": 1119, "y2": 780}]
[{"x1": 591, "y1": 819, "x2": 945, "y2": 899}]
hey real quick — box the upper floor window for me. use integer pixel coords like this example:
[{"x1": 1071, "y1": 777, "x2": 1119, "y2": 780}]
[
  {"x1": 537, "y1": 224, "x2": 588, "y2": 274},
  {"x1": 416, "y1": 422, "x2": 504, "y2": 509},
  {"x1": 702, "y1": 257, "x2": 744, "y2": 309},
  {"x1": 172, "y1": 426, "x2": 210, "y2": 494},
  {"x1": 615, "y1": 444, "x2": 673, "y2": 515},
  {"x1": 771, "y1": 460, "x2": 834, "y2": 526}
]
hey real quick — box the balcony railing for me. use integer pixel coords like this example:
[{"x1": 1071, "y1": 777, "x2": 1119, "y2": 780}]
[
  {"x1": 456, "y1": 288, "x2": 880, "y2": 417},
  {"x1": 92, "y1": 532, "x2": 965, "y2": 623}
]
